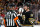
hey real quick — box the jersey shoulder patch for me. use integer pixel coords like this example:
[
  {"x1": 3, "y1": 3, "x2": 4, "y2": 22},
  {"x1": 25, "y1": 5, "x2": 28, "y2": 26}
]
[{"x1": 30, "y1": 14, "x2": 33, "y2": 17}]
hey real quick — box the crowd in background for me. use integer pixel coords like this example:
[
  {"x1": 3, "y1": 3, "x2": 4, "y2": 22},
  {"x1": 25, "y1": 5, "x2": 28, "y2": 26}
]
[{"x1": 0, "y1": 0, "x2": 40, "y2": 25}]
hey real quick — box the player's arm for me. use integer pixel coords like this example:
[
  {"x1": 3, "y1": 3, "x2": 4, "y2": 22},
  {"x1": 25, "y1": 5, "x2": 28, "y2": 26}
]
[
  {"x1": 29, "y1": 12, "x2": 35, "y2": 24},
  {"x1": 14, "y1": 17, "x2": 21, "y2": 27}
]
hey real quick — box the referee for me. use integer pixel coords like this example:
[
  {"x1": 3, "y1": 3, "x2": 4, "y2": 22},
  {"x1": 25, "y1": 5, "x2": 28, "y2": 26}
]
[{"x1": 4, "y1": 5, "x2": 21, "y2": 27}]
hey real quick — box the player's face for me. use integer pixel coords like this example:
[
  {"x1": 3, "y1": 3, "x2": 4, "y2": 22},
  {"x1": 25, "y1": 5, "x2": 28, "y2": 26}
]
[{"x1": 24, "y1": 6, "x2": 28, "y2": 10}]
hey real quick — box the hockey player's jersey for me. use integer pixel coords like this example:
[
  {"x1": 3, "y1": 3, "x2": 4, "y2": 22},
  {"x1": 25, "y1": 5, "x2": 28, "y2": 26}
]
[{"x1": 22, "y1": 11, "x2": 34, "y2": 25}]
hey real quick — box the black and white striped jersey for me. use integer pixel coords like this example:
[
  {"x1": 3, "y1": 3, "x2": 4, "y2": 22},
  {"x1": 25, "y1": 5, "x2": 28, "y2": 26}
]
[{"x1": 5, "y1": 10, "x2": 21, "y2": 27}]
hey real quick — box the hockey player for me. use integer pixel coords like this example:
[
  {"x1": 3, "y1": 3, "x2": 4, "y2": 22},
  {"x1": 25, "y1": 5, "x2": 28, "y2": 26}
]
[
  {"x1": 22, "y1": 4, "x2": 34, "y2": 25},
  {"x1": 0, "y1": 10, "x2": 4, "y2": 25}
]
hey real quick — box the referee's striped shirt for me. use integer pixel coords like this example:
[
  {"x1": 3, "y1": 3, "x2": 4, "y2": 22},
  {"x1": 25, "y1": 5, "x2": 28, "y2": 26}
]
[{"x1": 5, "y1": 10, "x2": 21, "y2": 27}]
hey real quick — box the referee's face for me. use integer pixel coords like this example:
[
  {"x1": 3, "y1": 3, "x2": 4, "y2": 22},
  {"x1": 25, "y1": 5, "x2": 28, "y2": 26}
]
[
  {"x1": 24, "y1": 6, "x2": 28, "y2": 10},
  {"x1": 12, "y1": 7, "x2": 15, "y2": 10}
]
